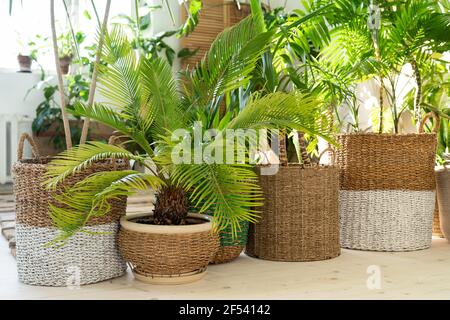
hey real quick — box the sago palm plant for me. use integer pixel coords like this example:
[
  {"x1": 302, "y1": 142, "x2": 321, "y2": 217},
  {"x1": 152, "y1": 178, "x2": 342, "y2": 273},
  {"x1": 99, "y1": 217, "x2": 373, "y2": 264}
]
[{"x1": 44, "y1": 14, "x2": 329, "y2": 244}]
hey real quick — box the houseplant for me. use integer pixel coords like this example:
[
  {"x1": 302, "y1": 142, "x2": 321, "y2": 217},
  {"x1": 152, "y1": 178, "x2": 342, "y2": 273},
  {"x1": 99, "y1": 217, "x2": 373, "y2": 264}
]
[
  {"x1": 330, "y1": 0, "x2": 448, "y2": 251},
  {"x1": 44, "y1": 12, "x2": 329, "y2": 283},
  {"x1": 12, "y1": 0, "x2": 120, "y2": 287}
]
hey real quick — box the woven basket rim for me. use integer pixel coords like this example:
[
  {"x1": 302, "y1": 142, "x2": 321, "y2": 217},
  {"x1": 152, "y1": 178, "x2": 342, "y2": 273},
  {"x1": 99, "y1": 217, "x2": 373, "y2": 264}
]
[
  {"x1": 256, "y1": 163, "x2": 337, "y2": 169},
  {"x1": 338, "y1": 132, "x2": 436, "y2": 137},
  {"x1": 120, "y1": 212, "x2": 213, "y2": 234}
]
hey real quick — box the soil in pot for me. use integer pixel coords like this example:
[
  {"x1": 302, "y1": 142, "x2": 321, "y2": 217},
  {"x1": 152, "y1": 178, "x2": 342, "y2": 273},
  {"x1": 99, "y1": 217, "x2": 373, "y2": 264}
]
[{"x1": 17, "y1": 54, "x2": 32, "y2": 72}]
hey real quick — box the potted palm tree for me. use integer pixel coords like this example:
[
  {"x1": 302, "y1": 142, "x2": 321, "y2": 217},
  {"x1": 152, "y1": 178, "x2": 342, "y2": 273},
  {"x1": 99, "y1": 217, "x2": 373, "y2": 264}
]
[
  {"x1": 328, "y1": 0, "x2": 449, "y2": 251},
  {"x1": 44, "y1": 13, "x2": 327, "y2": 284}
]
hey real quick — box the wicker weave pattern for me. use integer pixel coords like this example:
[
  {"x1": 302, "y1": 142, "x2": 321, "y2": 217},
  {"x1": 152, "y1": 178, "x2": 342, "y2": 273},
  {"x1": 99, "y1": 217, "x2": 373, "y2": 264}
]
[
  {"x1": 13, "y1": 158, "x2": 127, "y2": 227},
  {"x1": 245, "y1": 165, "x2": 341, "y2": 262},
  {"x1": 211, "y1": 246, "x2": 244, "y2": 264},
  {"x1": 119, "y1": 226, "x2": 219, "y2": 276},
  {"x1": 12, "y1": 133, "x2": 128, "y2": 286},
  {"x1": 336, "y1": 133, "x2": 437, "y2": 191},
  {"x1": 436, "y1": 166, "x2": 450, "y2": 240},
  {"x1": 339, "y1": 190, "x2": 435, "y2": 251},
  {"x1": 16, "y1": 222, "x2": 126, "y2": 286},
  {"x1": 433, "y1": 201, "x2": 444, "y2": 238}
]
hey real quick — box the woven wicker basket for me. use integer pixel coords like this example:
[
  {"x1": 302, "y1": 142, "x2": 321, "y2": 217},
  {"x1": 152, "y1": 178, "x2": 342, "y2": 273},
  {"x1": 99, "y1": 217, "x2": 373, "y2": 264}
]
[
  {"x1": 13, "y1": 133, "x2": 127, "y2": 286},
  {"x1": 246, "y1": 147, "x2": 341, "y2": 262},
  {"x1": 187, "y1": 194, "x2": 249, "y2": 264},
  {"x1": 436, "y1": 165, "x2": 450, "y2": 241},
  {"x1": 210, "y1": 220, "x2": 249, "y2": 264},
  {"x1": 118, "y1": 212, "x2": 219, "y2": 284},
  {"x1": 433, "y1": 199, "x2": 444, "y2": 238},
  {"x1": 337, "y1": 113, "x2": 438, "y2": 251}
]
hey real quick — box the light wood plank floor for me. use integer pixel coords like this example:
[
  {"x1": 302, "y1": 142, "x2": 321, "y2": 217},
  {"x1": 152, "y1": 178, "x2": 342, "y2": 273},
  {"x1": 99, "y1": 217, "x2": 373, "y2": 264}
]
[{"x1": 1, "y1": 235, "x2": 450, "y2": 300}]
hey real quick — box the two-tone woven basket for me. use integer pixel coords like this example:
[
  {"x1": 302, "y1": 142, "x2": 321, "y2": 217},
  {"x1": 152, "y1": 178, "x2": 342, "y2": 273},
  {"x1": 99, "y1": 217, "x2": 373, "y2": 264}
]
[
  {"x1": 337, "y1": 113, "x2": 438, "y2": 251},
  {"x1": 13, "y1": 133, "x2": 127, "y2": 286},
  {"x1": 436, "y1": 164, "x2": 450, "y2": 241},
  {"x1": 246, "y1": 145, "x2": 341, "y2": 262}
]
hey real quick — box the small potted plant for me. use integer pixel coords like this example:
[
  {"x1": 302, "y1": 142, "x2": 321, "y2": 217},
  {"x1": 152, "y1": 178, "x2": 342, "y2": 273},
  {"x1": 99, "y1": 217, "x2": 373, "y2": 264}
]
[
  {"x1": 17, "y1": 34, "x2": 49, "y2": 73},
  {"x1": 57, "y1": 32, "x2": 85, "y2": 75}
]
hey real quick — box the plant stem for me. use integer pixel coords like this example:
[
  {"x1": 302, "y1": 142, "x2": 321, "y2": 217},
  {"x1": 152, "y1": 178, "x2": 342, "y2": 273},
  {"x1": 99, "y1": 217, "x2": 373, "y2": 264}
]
[
  {"x1": 411, "y1": 58, "x2": 422, "y2": 128},
  {"x1": 50, "y1": 0, "x2": 72, "y2": 149},
  {"x1": 90, "y1": 0, "x2": 101, "y2": 28},
  {"x1": 62, "y1": 0, "x2": 81, "y2": 63},
  {"x1": 278, "y1": 129, "x2": 288, "y2": 166},
  {"x1": 297, "y1": 132, "x2": 310, "y2": 164},
  {"x1": 79, "y1": 0, "x2": 111, "y2": 145}
]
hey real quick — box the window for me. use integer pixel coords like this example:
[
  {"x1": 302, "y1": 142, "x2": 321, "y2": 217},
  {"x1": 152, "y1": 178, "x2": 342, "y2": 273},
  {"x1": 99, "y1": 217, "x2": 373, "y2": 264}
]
[{"x1": 0, "y1": 0, "x2": 131, "y2": 72}]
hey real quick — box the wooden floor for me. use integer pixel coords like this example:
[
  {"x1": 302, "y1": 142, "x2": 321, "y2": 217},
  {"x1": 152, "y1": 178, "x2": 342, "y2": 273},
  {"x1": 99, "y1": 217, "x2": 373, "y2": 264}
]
[{"x1": 1, "y1": 235, "x2": 450, "y2": 299}]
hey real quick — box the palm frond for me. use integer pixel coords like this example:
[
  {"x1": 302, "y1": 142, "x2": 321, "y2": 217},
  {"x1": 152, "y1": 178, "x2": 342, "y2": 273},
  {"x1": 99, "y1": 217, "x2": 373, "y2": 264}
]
[
  {"x1": 185, "y1": 15, "x2": 273, "y2": 109},
  {"x1": 171, "y1": 163, "x2": 263, "y2": 237},
  {"x1": 139, "y1": 57, "x2": 184, "y2": 137},
  {"x1": 226, "y1": 91, "x2": 333, "y2": 143},
  {"x1": 45, "y1": 141, "x2": 145, "y2": 189},
  {"x1": 49, "y1": 170, "x2": 164, "y2": 245}
]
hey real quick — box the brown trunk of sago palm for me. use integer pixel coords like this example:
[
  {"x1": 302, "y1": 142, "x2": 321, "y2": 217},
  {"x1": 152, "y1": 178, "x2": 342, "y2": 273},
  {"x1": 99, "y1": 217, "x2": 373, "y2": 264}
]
[
  {"x1": 80, "y1": 0, "x2": 111, "y2": 144},
  {"x1": 50, "y1": 0, "x2": 72, "y2": 149},
  {"x1": 153, "y1": 185, "x2": 189, "y2": 225}
]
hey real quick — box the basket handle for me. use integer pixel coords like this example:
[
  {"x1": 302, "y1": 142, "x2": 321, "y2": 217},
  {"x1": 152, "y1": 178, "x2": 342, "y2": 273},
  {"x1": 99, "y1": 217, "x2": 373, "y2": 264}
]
[
  {"x1": 318, "y1": 147, "x2": 336, "y2": 164},
  {"x1": 17, "y1": 133, "x2": 40, "y2": 160},
  {"x1": 108, "y1": 135, "x2": 119, "y2": 145},
  {"x1": 419, "y1": 112, "x2": 440, "y2": 134}
]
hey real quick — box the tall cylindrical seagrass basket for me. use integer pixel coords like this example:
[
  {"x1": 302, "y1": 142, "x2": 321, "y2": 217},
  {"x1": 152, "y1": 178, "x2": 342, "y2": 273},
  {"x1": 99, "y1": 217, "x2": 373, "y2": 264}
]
[
  {"x1": 246, "y1": 146, "x2": 341, "y2": 262},
  {"x1": 337, "y1": 113, "x2": 438, "y2": 251},
  {"x1": 13, "y1": 134, "x2": 128, "y2": 286},
  {"x1": 436, "y1": 164, "x2": 450, "y2": 241}
]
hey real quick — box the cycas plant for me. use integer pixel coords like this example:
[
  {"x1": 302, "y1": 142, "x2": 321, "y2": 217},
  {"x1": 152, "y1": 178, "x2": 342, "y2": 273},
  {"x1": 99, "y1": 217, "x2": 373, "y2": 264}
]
[{"x1": 44, "y1": 14, "x2": 329, "y2": 244}]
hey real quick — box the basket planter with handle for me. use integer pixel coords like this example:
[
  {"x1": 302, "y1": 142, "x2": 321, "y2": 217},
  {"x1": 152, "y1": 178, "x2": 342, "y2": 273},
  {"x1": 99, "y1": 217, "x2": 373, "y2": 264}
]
[
  {"x1": 245, "y1": 142, "x2": 341, "y2": 262},
  {"x1": 118, "y1": 212, "x2": 219, "y2": 284},
  {"x1": 436, "y1": 163, "x2": 450, "y2": 241},
  {"x1": 13, "y1": 133, "x2": 128, "y2": 286},
  {"x1": 337, "y1": 113, "x2": 439, "y2": 251}
]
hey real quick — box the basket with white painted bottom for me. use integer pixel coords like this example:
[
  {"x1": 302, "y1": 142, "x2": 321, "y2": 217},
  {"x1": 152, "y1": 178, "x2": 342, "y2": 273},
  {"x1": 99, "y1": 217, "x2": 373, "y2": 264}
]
[
  {"x1": 13, "y1": 133, "x2": 128, "y2": 286},
  {"x1": 336, "y1": 113, "x2": 438, "y2": 251}
]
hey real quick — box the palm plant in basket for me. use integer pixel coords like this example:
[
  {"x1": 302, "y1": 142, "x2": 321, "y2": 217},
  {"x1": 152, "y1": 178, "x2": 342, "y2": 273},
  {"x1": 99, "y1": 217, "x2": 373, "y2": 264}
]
[
  {"x1": 323, "y1": 0, "x2": 450, "y2": 252},
  {"x1": 44, "y1": 14, "x2": 328, "y2": 283}
]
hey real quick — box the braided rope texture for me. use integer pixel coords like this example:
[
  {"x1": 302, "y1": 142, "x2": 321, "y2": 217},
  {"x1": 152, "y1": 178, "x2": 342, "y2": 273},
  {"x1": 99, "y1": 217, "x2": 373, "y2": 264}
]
[
  {"x1": 16, "y1": 223, "x2": 126, "y2": 286},
  {"x1": 339, "y1": 190, "x2": 435, "y2": 251},
  {"x1": 337, "y1": 133, "x2": 437, "y2": 251},
  {"x1": 12, "y1": 158, "x2": 128, "y2": 286},
  {"x1": 188, "y1": 197, "x2": 250, "y2": 264},
  {"x1": 118, "y1": 218, "x2": 219, "y2": 277},
  {"x1": 246, "y1": 165, "x2": 341, "y2": 262}
]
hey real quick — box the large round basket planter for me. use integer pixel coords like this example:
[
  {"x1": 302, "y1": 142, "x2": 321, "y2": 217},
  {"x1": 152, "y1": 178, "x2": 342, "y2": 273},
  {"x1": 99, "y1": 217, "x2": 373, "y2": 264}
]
[
  {"x1": 118, "y1": 213, "x2": 219, "y2": 284},
  {"x1": 13, "y1": 134, "x2": 127, "y2": 286},
  {"x1": 337, "y1": 117, "x2": 438, "y2": 251},
  {"x1": 245, "y1": 163, "x2": 341, "y2": 262},
  {"x1": 436, "y1": 165, "x2": 450, "y2": 241}
]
